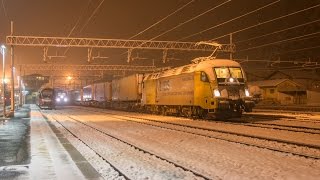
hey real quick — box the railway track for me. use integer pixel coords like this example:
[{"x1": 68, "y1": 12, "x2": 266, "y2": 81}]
[
  {"x1": 277, "y1": 117, "x2": 320, "y2": 124},
  {"x1": 69, "y1": 107, "x2": 320, "y2": 160},
  {"x1": 40, "y1": 111, "x2": 128, "y2": 180},
  {"x1": 44, "y1": 111, "x2": 213, "y2": 180},
  {"x1": 212, "y1": 120, "x2": 320, "y2": 135},
  {"x1": 253, "y1": 109, "x2": 320, "y2": 116},
  {"x1": 245, "y1": 111, "x2": 320, "y2": 124},
  {"x1": 238, "y1": 122, "x2": 320, "y2": 134}
]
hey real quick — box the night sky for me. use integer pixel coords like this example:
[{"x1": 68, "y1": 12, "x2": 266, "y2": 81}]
[{"x1": 0, "y1": 0, "x2": 319, "y2": 74}]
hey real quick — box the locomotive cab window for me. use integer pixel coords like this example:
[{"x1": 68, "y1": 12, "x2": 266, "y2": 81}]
[
  {"x1": 214, "y1": 67, "x2": 229, "y2": 78},
  {"x1": 229, "y1": 68, "x2": 243, "y2": 78},
  {"x1": 214, "y1": 67, "x2": 244, "y2": 83},
  {"x1": 200, "y1": 72, "x2": 209, "y2": 82}
]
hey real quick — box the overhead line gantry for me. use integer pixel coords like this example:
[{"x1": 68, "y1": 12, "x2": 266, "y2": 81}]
[
  {"x1": 18, "y1": 64, "x2": 159, "y2": 72},
  {"x1": 7, "y1": 35, "x2": 235, "y2": 63},
  {"x1": 6, "y1": 35, "x2": 234, "y2": 52}
]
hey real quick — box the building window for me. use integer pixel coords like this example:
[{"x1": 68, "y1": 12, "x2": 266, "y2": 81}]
[{"x1": 270, "y1": 89, "x2": 275, "y2": 94}]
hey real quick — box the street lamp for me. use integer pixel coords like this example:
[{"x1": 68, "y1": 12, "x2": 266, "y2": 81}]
[{"x1": 1, "y1": 45, "x2": 6, "y2": 117}]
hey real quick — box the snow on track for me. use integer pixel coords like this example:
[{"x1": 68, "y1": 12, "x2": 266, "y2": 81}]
[
  {"x1": 45, "y1": 112, "x2": 204, "y2": 180},
  {"x1": 42, "y1": 107, "x2": 320, "y2": 180}
]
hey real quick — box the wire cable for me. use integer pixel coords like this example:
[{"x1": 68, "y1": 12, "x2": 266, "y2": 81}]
[
  {"x1": 63, "y1": 0, "x2": 92, "y2": 55},
  {"x1": 67, "y1": 0, "x2": 92, "y2": 37},
  {"x1": 79, "y1": 0, "x2": 105, "y2": 33},
  {"x1": 148, "y1": 0, "x2": 231, "y2": 41},
  {"x1": 121, "y1": 0, "x2": 230, "y2": 57},
  {"x1": 1, "y1": 0, "x2": 8, "y2": 21},
  {"x1": 210, "y1": 3, "x2": 320, "y2": 41},
  {"x1": 235, "y1": 19, "x2": 320, "y2": 44},
  {"x1": 129, "y1": 0, "x2": 196, "y2": 40},
  {"x1": 119, "y1": 0, "x2": 195, "y2": 57},
  {"x1": 64, "y1": 0, "x2": 104, "y2": 56},
  {"x1": 237, "y1": 31, "x2": 320, "y2": 52},
  {"x1": 276, "y1": 45, "x2": 320, "y2": 55},
  {"x1": 179, "y1": 0, "x2": 280, "y2": 41}
]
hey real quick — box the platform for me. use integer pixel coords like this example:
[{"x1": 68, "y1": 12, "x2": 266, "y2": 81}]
[{"x1": 0, "y1": 105, "x2": 101, "y2": 180}]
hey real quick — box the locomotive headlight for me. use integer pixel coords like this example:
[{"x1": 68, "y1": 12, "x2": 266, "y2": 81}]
[
  {"x1": 229, "y1": 77, "x2": 234, "y2": 83},
  {"x1": 63, "y1": 97, "x2": 68, "y2": 102},
  {"x1": 245, "y1": 89, "x2": 250, "y2": 97},
  {"x1": 56, "y1": 98, "x2": 61, "y2": 102},
  {"x1": 213, "y1": 89, "x2": 221, "y2": 97}
]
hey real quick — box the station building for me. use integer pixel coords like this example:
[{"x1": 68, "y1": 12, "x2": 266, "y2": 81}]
[{"x1": 248, "y1": 79, "x2": 307, "y2": 105}]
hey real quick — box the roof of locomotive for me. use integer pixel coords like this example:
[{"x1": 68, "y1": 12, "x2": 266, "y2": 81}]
[{"x1": 145, "y1": 58, "x2": 241, "y2": 80}]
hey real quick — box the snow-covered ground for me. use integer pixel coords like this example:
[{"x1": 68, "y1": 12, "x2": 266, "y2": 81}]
[
  {"x1": 0, "y1": 107, "x2": 87, "y2": 180},
  {"x1": 41, "y1": 107, "x2": 320, "y2": 180}
]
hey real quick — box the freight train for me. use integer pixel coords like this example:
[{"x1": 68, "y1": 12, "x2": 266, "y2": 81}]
[{"x1": 73, "y1": 57, "x2": 254, "y2": 119}]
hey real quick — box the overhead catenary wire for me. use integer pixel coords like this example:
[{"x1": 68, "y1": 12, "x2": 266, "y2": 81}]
[
  {"x1": 67, "y1": 0, "x2": 93, "y2": 37},
  {"x1": 237, "y1": 31, "x2": 320, "y2": 52},
  {"x1": 178, "y1": 0, "x2": 281, "y2": 41},
  {"x1": 170, "y1": 0, "x2": 281, "y2": 58},
  {"x1": 79, "y1": 0, "x2": 105, "y2": 33},
  {"x1": 210, "y1": 3, "x2": 320, "y2": 41},
  {"x1": 146, "y1": 0, "x2": 231, "y2": 41},
  {"x1": 280, "y1": 34, "x2": 320, "y2": 44},
  {"x1": 64, "y1": 0, "x2": 104, "y2": 56},
  {"x1": 119, "y1": 0, "x2": 195, "y2": 56},
  {"x1": 234, "y1": 58, "x2": 317, "y2": 64},
  {"x1": 275, "y1": 45, "x2": 320, "y2": 55},
  {"x1": 235, "y1": 19, "x2": 320, "y2": 44},
  {"x1": 121, "y1": 0, "x2": 230, "y2": 57},
  {"x1": 128, "y1": 0, "x2": 196, "y2": 40},
  {"x1": 255, "y1": 65, "x2": 320, "y2": 71},
  {"x1": 63, "y1": 0, "x2": 93, "y2": 55},
  {"x1": 1, "y1": 0, "x2": 8, "y2": 21}
]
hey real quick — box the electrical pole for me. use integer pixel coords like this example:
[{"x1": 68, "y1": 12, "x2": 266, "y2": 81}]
[
  {"x1": 80, "y1": 79, "x2": 83, "y2": 102},
  {"x1": 19, "y1": 65, "x2": 22, "y2": 107},
  {"x1": 1, "y1": 45, "x2": 6, "y2": 117},
  {"x1": 229, "y1": 33, "x2": 233, "y2": 60},
  {"x1": 10, "y1": 21, "x2": 15, "y2": 117}
]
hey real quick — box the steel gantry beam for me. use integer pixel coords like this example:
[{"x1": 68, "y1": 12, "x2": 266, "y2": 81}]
[
  {"x1": 6, "y1": 35, "x2": 235, "y2": 52},
  {"x1": 19, "y1": 64, "x2": 159, "y2": 72}
]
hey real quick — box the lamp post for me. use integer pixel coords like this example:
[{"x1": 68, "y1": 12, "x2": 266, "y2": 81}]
[
  {"x1": 67, "y1": 76, "x2": 72, "y2": 90},
  {"x1": 9, "y1": 45, "x2": 14, "y2": 116},
  {"x1": 1, "y1": 45, "x2": 6, "y2": 117}
]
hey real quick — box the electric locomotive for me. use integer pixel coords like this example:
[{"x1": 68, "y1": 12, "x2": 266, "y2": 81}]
[
  {"x1": 142, "y1": 57, "x2": 254, "y2": 119},
  {"x1": 38, "y1": 87, "x2": 55, "y2": 109}
]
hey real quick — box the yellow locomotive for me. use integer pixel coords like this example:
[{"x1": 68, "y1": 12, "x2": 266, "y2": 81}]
[{"x1": 142, "y1": 57, "x2": 254, "y2": 119}]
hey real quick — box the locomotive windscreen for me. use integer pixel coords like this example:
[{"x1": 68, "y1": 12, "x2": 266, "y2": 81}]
[
  {"x1": 214, "y1": 67, "x2": 244, "y2": 83},
  {"x1": 41, "y1": 89, "x2": 54, "y2": 98}
]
